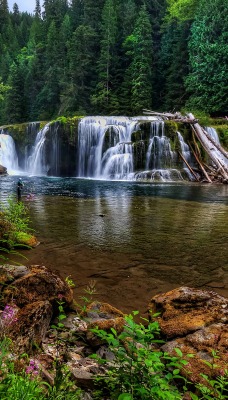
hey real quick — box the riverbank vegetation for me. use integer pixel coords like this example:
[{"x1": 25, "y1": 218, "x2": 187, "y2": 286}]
[
  {"x1": 0, "y1": 0, "x2": 227, "y2": 124},
  {"x1": 0, "y1": 198, "x2": 36, "y2": 262},
  {"x1": 0, "y1": 310, "x2": 227, "y2": 399}
]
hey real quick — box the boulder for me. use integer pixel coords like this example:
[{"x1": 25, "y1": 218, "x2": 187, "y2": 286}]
[
  {"x1": 14, "y1": 232, "x2": 40, "y2": 248},
  {"x1": 0, "y1": 265, "x2": 30, "y2": 287},
  {"x1": 0, "y1": 164, "x2": 7, "y2": 175},
  {"x1": 8, "y1": 300, "x2": 53, "y2": 352},
  {"x1": 148, "y1": 286, "x2": 228, "y2": 338},
  {"x1": 82, "y1": 301, "x2": 125, "y2": 347},
  {"x1": 2, "y1": 265, "x2": 73, "y2": 308},
  {"x1": 149, "y1": 287, "x2": 228, "y2": 383},
  {"x1": 162, "y1": 323, "x2": 228, "y2": 384}
]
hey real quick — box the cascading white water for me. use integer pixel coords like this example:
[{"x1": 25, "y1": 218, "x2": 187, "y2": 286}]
[
  {"x1": 26, "y1": 124, "x2": 49, "y2": 175},
  {"x1": 0, "y1": 132, "x2": 18, "y2": 173},
  {"x1": 78, "y1": 116, "x2": 158, "y2": 179},
  {"x1": 78, "y1": 116, "x2": 194, "y2": 181},
  {"x1": 204, "y1": 126, "x2": 220, "y2": 144},
  {"x1": 177, "y1": 132, "x2": 192, "y2": 164},
  {"x1": 145, "y1": 120, "x2": 176, "y2": 170}
]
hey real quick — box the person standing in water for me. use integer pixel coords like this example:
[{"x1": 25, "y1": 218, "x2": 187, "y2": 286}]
[{"x1": 17, "y1": 178, "x2": 24, "y2": 201}]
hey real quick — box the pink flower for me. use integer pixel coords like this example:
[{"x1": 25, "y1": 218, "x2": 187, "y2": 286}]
[
  {"x1": 2, "y1": 304, "x2": 18, "y2": 325},
  {"x1": 25, "y1": 359, "x2": 39, "y2": 376}
]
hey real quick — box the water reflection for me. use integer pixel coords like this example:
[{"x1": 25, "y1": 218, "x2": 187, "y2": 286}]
[{"x1": 0, "y1": 176, "x2": 227, "y2": 312}]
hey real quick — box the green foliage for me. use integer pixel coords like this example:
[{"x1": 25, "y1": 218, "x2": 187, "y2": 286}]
[
  {"x1": 0, "y1": 0, "x2": 227, "y2": 121},
  {"x1": 91, "y1": 313, "x2": 228, "y2": 399},
  {"x1": 0, "y1": 337, "x2": 82, "y2": 399},
  {"x1": 215, "y1": 125, "x2": 228, "y2": 149},
  {"x1": 123, "y1": 4, "x2": 153, "y2": 114},
  {"x1": 91, "y1": 312, "x2": 186, "y2": 399},
  {"x1": 185, "y1": 0, "x2": 228, "y2": 113},
  {"x1": 91, "y1": 0, "x2": 119, "y2": 113},
  {"x1": 0, "y1": 76, "x2": 11, "y2": 101},
  {"x1": 165, "y1": 0, "x2": 198, "y2": 22},
  {"x1": 0, "y1": 197, "x2": 32, "y2": 263},
  {"x1": 1, "y1": 197, "x2": 31, "y2": 233}
]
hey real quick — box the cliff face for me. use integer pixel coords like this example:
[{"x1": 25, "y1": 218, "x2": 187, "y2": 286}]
[{"x1": 1, "y1": 116, "x2": 227, "y2": 179}]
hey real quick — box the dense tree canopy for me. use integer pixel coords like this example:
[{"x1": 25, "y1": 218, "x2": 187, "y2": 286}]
[{"x1": 0, "y1": 0, "x2": 226, "y2": 123}]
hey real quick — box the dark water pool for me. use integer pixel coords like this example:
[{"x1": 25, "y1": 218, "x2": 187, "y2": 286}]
[{"x1": 1, "y1": 176, "x2": 227, "y2": 313}]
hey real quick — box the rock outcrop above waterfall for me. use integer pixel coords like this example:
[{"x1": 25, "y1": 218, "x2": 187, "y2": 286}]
[
  {"x1": 0, "y1": 164, "x2": 7, "y2": 175},
  {"x1": 0, "y1": 266, "x2": 227, "y2": 391}
]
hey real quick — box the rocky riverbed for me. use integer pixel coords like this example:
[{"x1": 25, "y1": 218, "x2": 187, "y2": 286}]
[{"x1": 0, "y1": 264, "x2": 227, "y2": 397}]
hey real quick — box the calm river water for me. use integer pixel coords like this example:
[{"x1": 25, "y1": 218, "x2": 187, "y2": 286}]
[{"x1": 1, "y1": 176, "x2": 227, "y2": 314}]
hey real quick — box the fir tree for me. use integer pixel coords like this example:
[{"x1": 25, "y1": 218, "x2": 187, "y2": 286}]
[
  {"x1": 186, "y1": 0, "x2": 228, "y2": 113},
  {"x1": 34, "y1": 0, "x2": 41, "y2": 18},
  {"x1": 124, "y1": 4, "x2": 153, "y2": 114},
  {"x1": 92, "y1": 0, "x2": 119, "y2": 113},
  {"x1": 0, "y1": 0, "x2": 9, "y2": 33}
]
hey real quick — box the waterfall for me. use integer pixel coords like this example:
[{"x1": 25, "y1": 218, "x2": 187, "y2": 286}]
[
  {"x1": 78, "y1": 116, "x2": 142, "y2": 179},
  {"x1": 145, "y1": 121, "x2": 176, "y2": 170},
  {"x1": 177, "y1": 132, "x2": 192, "y2": 164},
  {"x1": 0, "y1": 131, "x2": 18, "y2": 173},
  {"x1": 78, "y1": 116, "x2": 194, "y2": 181},
  {"x1": 26, "y1": 124, "x2": 49, "y2": 175},
  {"x1": 204, "y1": 126, "x2": 220, "y2": 144}
]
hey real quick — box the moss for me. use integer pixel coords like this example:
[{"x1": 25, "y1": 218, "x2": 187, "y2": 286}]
[
  {"x1": 212, "y1": 125, "x2": 228, "y2": 149},
  {"x1": 164, "y1": 120, "x2": 178, "y2": 139},
  {"x1": 50, "y1": 115, "x2": 84, "y2": 127},
  {"x1": 14, "y1": 232, "x2": 38, "y2": 248}
]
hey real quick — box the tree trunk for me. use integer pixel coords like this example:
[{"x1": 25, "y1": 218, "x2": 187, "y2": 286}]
[{"x1": 187, "y1": 113, "x2": 228, "y2": 182}]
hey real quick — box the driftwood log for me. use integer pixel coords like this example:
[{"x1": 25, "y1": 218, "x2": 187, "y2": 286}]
[{"x1": 143, "y1": 109, "x2": 228, "y2": 183}]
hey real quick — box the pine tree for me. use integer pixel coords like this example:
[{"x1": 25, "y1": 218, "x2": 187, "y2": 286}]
[
  {"x1": 91, "y1": 0, "x2": 119, "y2": 113},
  {"x1": 186, "y1": 0, "x2": 228, "y2": 113},
  {"x1": 70, "y1": 0, "x2": 84, "y2": 29},
  {"x1": 62, "y1": 24, "x2": 97, "y2": 113},
  {"x1": 12, "y1": 3, "x2": 20, "y2": 26},
  {"x1": 159, "y1": 21, "x2": 190, "y2": 112},
  {"x1": 34, "y1": 0, "x2": 41, "y2": 18},
  {"x1": 4, "y1": 61, "x2": 26, "y2": 123},
  {"x1": 0, "y1": 0, "x2": 9, "y2": 33},
  {"x1": 124, "y1": 4, "x2": 153, "y2": 114}
]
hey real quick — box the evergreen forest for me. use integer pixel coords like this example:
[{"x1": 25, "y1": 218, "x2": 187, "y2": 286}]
[{"x1": 0, "y1": 0, "x2": 227, "y2": 124}]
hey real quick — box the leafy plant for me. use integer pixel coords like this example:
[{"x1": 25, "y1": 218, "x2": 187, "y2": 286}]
[
  {"x1": 1, "y1": 197, "x2": 32, "y2": 234},
  {"x1": 65, "y1": 275, "x2": 75, "y2": 288},
  {"x1": 91, "y1": 312, "x2": 188, "y2": 399},
  {"x1": 78, "y1": 280, "x2": 98, "y2": 313}
]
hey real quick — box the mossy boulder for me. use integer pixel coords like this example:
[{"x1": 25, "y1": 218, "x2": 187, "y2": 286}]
[
  {"x1": 14, "y1": 231, "x2": 40, "y2": 248},
  {"x1": 2, "y1": 265, "x2": 74, "y2": 308}
]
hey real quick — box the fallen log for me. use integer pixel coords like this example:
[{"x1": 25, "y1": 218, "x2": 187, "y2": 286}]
[
  {"x1": 202, "y1": 128, "x2": 228, "y2": 159},
  {"x1": 143, "y1": 109, "x2": 228, "y2": 183},
  {"x1": 187, "y1": 113, "x2": 228, "y2": 182},
  {"x1": 188, "y1": 142, "x2": 212, "y2": 183},
  {"x1": 178, "y1": 151, "x2": 199, "y2": 181}
]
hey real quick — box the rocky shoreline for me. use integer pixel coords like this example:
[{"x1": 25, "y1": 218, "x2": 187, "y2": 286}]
[{"x1": 0, "y1": 264, "x2": 227, "y2": 397}]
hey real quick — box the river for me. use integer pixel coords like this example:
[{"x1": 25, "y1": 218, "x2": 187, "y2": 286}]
[{"x1": 0, "y1": 176, "x2": 227, "y2": 314}]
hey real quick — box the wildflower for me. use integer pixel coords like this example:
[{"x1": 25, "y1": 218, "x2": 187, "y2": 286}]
[
  {"x1": 1, "y1": 304, "x2": 18, "y2": 325},
  {"x1": 57, "y1": 294, "x2": 63, "y2": 300},
  {"x1": 25, "y1": 359, "x2": 39, "y2": 376}
]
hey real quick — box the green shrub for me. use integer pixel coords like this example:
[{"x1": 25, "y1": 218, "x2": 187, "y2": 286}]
[
  {"x1": 91, "y1": 312, "x2": 187, "y2": 399},
  {"x1": 91, "y1": 312, "x2": 228, "y2": 400}
]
